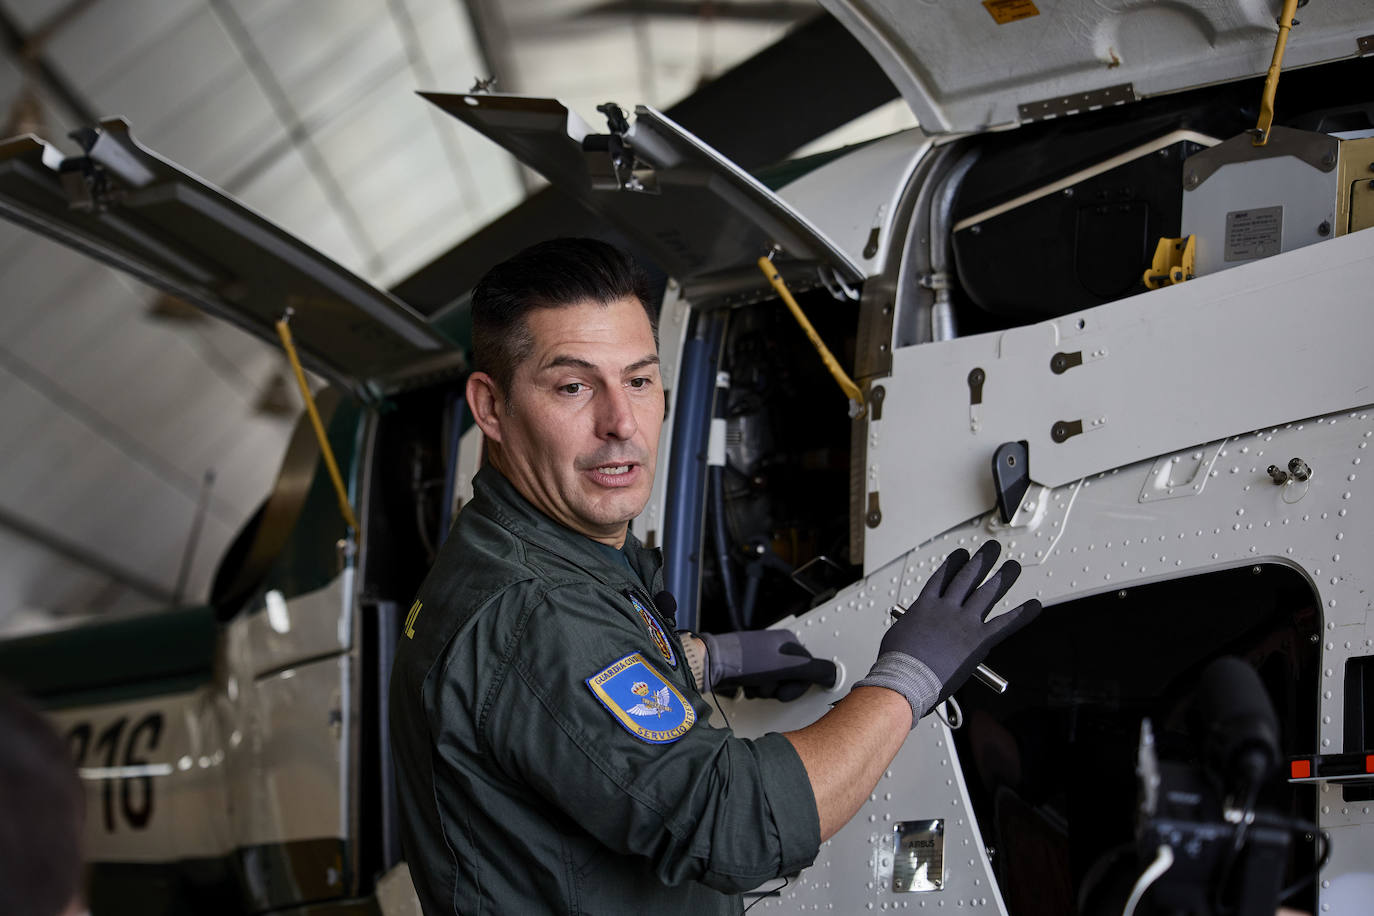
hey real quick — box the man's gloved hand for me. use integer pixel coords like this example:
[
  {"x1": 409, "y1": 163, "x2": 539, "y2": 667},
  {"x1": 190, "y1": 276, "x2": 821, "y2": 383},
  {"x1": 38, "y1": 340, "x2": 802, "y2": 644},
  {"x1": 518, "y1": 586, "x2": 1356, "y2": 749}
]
[
  {"x1": 700, "y1": 629, "x2": 837, "y2": 702},
  {"x1": 855, "y1": 540, "x2": 1040, "y2": 725}
]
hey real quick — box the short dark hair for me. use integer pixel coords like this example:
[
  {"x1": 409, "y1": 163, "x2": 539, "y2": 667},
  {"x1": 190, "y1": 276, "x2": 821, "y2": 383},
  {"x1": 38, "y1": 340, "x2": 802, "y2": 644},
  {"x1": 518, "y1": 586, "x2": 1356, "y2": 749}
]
[
  {"x1": 0, "y1": 689, "x2": 84, "y2": 916},
  {"x1": 471, "y1": 238, "x2": 654, "y2": 395}
]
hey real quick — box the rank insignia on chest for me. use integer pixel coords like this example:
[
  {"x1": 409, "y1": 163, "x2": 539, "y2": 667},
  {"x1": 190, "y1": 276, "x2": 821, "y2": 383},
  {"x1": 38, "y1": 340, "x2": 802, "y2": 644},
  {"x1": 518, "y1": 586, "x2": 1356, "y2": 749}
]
[
  {"x1": 629, "y1": 592, "x2": 676, "y2": 667},
  {"x1": 586, "y1": 653, "x2": 696, "y2": 744}
]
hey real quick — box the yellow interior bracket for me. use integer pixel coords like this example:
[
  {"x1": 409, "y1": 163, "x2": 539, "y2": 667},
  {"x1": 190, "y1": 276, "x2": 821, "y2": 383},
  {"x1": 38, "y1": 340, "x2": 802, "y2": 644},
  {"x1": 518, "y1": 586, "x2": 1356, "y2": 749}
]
[
  {"x1": 1143, "y1": 235, "x2": 1196, "y2": 289},
  {"x1": 1253, "y1": 0, "x2": 1300, "y2": 146},
  {"x1": 275, "y1": 311, "x2": 362, "y2": 534},
  {"x1": 756, "y1": 255, "x2": 866, "y2": 415}
]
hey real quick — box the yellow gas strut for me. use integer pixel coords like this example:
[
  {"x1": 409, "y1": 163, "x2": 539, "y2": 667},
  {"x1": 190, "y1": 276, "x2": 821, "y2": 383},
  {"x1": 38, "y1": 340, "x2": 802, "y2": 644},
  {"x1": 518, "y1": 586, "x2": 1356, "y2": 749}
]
[
  {"x1": 275, "y1": 310, "x2": 361, "y2": 533},
  {"x1": 755, "y1": 256, "x2": 865, "y2": 414},
  {"x1": 1253, "y1": 0, "x2": 1300, "y2": 146}
]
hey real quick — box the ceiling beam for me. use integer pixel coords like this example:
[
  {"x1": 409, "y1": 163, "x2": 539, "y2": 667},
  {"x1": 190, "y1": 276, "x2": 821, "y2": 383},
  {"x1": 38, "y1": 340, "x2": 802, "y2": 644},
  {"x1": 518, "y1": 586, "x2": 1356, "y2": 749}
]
[
  {"x1": 0, "y1": 2, "x2": 99, "y2": 128},
  {"x1": 457, "y1": 0, "x2": 536, "y2": 193},
  {"x1": 0, "y1": 503, "x2": 175, "y2": 606},
  {"x1": 459, "y1": 0, "x2": 521, "y2": 91},
  {"x1": 207, "y1": 0, "x2": 384, "y2": 274},
  {"x1": 387, "y1": 0, "x2": 497, "y2": 213}
]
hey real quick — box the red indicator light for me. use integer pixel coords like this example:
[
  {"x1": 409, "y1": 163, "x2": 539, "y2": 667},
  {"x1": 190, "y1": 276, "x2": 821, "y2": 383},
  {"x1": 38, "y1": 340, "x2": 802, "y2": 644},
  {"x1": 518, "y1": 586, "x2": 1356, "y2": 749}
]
[
  {"x1": 1366, "y1": 755, "x2": 1374, "y2": 774},
  {"x1": 1291, "y1": 760, "x2": 1312, "y2": 779}
]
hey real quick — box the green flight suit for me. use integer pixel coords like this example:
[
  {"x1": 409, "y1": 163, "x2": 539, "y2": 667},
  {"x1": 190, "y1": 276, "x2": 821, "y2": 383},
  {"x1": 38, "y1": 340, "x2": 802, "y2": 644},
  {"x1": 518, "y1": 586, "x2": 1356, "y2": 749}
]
[{"x1": 390, "y1": 466, "x2": 821, "y2": 914}]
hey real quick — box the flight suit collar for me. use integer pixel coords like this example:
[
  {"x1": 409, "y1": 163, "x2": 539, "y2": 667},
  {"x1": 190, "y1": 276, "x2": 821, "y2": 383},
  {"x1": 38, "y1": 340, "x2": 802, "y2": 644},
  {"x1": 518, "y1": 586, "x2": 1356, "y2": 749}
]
[{"x1": 471, "y1": 465, "x2": 665, "y2": 602}]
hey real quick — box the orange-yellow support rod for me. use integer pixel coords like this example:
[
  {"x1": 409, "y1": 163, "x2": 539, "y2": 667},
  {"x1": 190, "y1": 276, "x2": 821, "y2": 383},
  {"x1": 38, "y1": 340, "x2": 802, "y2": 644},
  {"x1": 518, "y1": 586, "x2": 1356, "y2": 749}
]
[
  {"x1": 756, "y1": 256, "x2": 865, "y2": 409},
  {"x1": 275, "y1": 314, "x2": 361, "y2": 534},
  {"x1": 1254, "y1": 0, "x2": 1300, "y2": 146}
]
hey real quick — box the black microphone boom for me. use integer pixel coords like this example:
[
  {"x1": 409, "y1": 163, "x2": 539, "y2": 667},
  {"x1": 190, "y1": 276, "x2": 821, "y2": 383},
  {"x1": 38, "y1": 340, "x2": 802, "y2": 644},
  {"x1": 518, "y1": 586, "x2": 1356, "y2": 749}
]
[
  {"x1": 1191, "y1": 656, "x2": 1281, "y2": 805},
  {"x1": 654, "y1": 590, "x2": 678, "y2": 625}
]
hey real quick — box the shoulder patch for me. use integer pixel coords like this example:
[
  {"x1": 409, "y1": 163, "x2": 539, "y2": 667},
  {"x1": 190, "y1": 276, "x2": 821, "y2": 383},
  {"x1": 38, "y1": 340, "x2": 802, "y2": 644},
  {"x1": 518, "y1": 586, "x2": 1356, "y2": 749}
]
[
  {"x1": 586, "y1": 653, "x2": 696, "y2": 744},
  {"x1": 630, "y1": 593, "x2": 676, "y2": 667}
]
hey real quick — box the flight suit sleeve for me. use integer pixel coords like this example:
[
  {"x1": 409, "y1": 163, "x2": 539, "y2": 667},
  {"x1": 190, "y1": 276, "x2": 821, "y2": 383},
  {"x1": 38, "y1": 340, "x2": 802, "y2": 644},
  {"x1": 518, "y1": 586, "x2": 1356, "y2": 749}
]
[{"x1": 481, "y1": 584, "x2": 821, "y2": 893}]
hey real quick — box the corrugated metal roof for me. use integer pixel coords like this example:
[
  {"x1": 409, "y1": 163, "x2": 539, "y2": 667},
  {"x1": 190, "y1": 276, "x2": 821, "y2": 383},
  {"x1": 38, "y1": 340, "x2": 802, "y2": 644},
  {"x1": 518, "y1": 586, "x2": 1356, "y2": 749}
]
[{"x1": 0, "y1": 0, "x2": 826, "y2": 634}]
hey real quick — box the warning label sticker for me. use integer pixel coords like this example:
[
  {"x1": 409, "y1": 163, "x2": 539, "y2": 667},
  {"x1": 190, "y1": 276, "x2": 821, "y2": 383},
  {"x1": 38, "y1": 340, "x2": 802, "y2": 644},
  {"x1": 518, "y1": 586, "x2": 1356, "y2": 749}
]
[
  {"x1": 1224, "y1": 206, "x2": 1283, "y2": 262},
  {"x1": 983, "y1": 0, "x2": 1039, "y2": 24}
]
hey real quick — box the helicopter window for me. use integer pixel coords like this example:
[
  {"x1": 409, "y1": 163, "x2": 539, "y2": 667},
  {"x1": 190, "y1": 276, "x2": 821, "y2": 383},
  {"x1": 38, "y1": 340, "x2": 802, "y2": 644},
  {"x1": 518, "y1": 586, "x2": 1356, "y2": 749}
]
[{"x1": 951, "y1": 563, "x2": 1320, "y2": 916}]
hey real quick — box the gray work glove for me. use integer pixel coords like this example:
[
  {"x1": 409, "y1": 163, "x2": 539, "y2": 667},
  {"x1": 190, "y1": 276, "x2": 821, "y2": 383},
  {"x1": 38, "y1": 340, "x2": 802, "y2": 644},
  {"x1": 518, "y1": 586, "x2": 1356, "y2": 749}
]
[
  {"x1": 855, "y1": 540, "x2": 1041, "y2": 724},
  {"x1": 700, "y1": 629, "x2": 837, "y2": 702}
]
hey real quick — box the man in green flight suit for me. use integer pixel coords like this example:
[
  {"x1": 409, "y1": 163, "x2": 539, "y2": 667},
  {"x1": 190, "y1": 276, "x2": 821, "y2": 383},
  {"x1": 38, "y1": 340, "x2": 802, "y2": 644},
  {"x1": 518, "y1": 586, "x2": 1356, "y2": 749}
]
[{"x1": 390, "y1": 238, "x2": 1040, "y2": 914}]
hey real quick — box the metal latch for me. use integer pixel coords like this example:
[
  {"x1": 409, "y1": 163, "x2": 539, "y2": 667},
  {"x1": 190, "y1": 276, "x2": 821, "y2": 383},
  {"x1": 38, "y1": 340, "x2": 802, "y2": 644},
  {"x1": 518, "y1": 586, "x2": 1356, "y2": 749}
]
[
  {"x1": 1051, "y1": 419, "x2": 1084, "y2": 443},
  {"x1": 991, "y1": 441, "x2": 1030, "y2": 524},
  {"x1": 866, "y1": 491, "x2": 882, "y2": 528},
  {"x1": 58, "y1": 127, "x2": 117, "y2": 212},
  {"x1": 582, "y1": 103, "x2": 658, "y2": 194}
]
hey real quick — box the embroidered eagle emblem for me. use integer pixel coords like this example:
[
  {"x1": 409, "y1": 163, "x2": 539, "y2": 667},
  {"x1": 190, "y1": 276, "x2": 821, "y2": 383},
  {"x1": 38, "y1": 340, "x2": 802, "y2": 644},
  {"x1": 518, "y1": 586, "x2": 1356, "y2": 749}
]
[
  {"x1": 586, "y1": 653, "x2": 696, "y2": 744},
  {"x1": 626, "y1": 681, "x2": 672, "y2": 717}
]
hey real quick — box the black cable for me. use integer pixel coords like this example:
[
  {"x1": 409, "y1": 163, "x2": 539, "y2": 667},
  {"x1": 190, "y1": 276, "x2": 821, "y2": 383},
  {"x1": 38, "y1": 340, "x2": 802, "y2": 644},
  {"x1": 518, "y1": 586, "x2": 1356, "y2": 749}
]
[
  {"x1": 1209, "y1": 811, "x2": 1330, "y2": 914},
  {"x1": 1273, "y1": 817, "x2": 1330, "y2": 900},
  {"x1": 1210, "y1": 799, "x2": 1260, "y2": 916},
  {"x1": 743, "y1": 875, "x2": 789, "y2": 912},
  {"x1": 697, "y1": 639, "x2": 793, "y2": 914},
  {"x1": 697, "y1": 638, "x2": 732, "y2": 731},
  {"x1": 709, "y1": 465, "x2": 744, "y2": 630}
]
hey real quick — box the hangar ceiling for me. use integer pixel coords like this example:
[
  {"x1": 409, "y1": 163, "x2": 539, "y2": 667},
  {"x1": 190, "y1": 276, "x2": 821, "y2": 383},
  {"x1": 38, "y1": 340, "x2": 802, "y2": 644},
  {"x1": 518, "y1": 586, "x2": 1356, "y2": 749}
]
[{"x1": 0, "y1": 0, "x2": 913, "y2": 635}]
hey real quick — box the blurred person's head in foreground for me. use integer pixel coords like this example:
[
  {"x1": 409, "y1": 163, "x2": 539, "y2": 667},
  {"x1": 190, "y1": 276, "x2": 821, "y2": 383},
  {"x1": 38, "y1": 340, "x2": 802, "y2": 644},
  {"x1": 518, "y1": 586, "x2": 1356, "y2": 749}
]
[{"x1": 0, "y1": 688, "x2": 85, "y2": 916}]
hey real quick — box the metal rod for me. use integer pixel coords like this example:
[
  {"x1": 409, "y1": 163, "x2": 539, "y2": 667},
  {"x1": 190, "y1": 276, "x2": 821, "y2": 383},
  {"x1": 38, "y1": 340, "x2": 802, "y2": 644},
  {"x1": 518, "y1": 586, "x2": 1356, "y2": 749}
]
[
  {"x1": 276, "y1": 312, "x2": 360, "y2": 533},
  {"x1": 171, "y1": 469, "x2": 215, "y2": 609},
  {"x1": 889, "y1": 604, "x2": 1009, "y2": 694},
  {"x1": 757, "y1": 255, "x2": 864, "y2": 408},
  {"x1": 1253, "y1": 0, "x2": 1301, "y2": 146}
]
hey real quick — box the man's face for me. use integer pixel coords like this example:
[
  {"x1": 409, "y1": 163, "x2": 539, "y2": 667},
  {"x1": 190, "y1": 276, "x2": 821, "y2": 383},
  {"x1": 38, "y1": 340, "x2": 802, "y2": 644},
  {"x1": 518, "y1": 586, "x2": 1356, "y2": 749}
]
[{"x1": 473, "y1": 296, "x2": 663, "y2": 547}]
